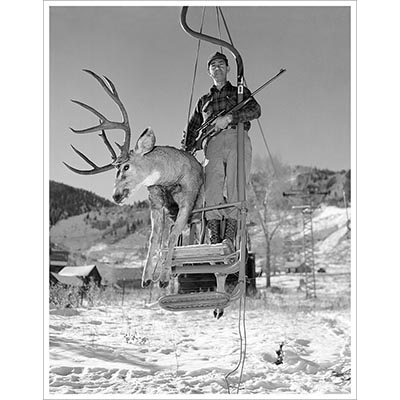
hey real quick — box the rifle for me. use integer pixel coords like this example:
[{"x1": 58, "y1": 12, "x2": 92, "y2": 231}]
[{"x1": 188, "y1": 68, "x2": 286, "y2": 154}]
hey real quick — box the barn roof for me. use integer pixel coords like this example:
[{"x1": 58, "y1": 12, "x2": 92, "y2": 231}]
[
  {"x1": 59, "y1": 265, "x2": 98, "y2": 277},
  {"x1": 51, "y1": 265, "x2": 101, "y2": 287}
]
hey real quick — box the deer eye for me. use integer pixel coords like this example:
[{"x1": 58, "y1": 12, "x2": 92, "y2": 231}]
[{"x1": 123, "y1": 165, "x2": 130, "y2": 171}]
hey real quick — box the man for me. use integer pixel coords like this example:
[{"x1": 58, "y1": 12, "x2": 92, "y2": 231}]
[{"x1": 183, "y1": 51, "x2": 261, "y2": 250}]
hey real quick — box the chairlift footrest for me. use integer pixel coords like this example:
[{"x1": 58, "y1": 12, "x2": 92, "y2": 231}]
[{"x1": 158, "y1": 292, "x2": 230, "y2": 312}]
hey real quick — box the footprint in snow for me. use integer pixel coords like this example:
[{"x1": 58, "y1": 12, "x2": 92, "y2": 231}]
[
  {"x1": 261, "y1": 351, "x2": 280, "y2": 363},
  {"x1": 295, "y1": 338, "x2": 311, "y2": 346},
  {"x1": 87, "y1": 320, "x2": 102, "y2": 325},
  {"x1": 159, "y1": 348, "x2": 174, "y2": 355},
  {"x1": 50, "y1": 366, "x2": 75, "y2": 376}
]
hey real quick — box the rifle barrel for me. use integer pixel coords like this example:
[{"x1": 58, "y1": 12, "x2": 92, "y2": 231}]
[{"x1": 251, "y1": 68, "x2": 286, "y2": 97}]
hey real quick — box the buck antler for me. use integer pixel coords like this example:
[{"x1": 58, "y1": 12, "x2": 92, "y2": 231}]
[{"x1": 63, "y1": 69, "x2": 132, "y2": 175}]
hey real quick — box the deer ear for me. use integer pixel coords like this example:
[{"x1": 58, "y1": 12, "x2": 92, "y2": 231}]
[{"x1": 134, "y1": 127, "x2": 156, "y2": 155}]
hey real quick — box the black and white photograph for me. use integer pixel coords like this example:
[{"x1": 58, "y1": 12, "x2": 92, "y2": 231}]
[{"x1": 45, "y1": 1, "x2": 355, "y2": 397}]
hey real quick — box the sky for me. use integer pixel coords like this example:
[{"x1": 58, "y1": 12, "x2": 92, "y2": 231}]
[{"x1": 49, "y1": 2, "x2": 352, "y2": 202}]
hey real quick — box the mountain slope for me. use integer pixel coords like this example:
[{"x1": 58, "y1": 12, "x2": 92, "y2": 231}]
[
  {"x1": 50, "y1": 181, "x2": 115, "y2": 226},
  {"x1": 293, "y1": 167, "x2": 351, "y2": 205}
]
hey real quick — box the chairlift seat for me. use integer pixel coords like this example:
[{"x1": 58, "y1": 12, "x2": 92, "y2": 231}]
[
  {"x1": 165, "y1": 242, "x2": 238, "y2": 266},
  {"x1": 158, "y1": 243, "x2": 243, "y2": 312}
]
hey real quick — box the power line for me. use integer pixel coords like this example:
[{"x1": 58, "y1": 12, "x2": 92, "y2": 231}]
[{"x1": 218, "y1": 7, "x2": 278, "y2": 175}]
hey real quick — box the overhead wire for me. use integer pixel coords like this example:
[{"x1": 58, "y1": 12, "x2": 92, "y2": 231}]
[
  {"x1": 218, "y1": 7, "x2": 278, "y2": 176},
  {"x1": 186, "y1": 7, "x2": 206, "y2": 127},
  {"x1": 215, "y1": 7, "x2": 224, "y2": 53}
]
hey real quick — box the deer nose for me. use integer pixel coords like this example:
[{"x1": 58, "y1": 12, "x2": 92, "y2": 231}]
[
  {"x1": 113, "y1": 188, "x2": 129, "y2": 204},
  {"x1": 113, "y1": 192, "x2": 123, "y2": 204}
]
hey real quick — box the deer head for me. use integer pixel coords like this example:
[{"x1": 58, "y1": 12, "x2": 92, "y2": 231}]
[
  {"x1": 112, "y1": 127, "x2": 160, "y2": 204},
  {"x1": 64, "y1": 70, "x2": 160, "y2": 204}
]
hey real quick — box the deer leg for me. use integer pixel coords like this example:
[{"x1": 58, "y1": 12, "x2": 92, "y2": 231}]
[
  {"x1": 142, "y1": 206, "x2": 164, "y2": 287},
  {"x1": 159, "y1": 200, "x2": 193, "y2": 288}
]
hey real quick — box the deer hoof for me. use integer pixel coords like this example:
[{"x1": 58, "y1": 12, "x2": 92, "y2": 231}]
[
  {"x1": 213, "y1": 309, "x2": 224, "y2": 319},
  {"x1": 142, "y1": 279, "x2": 152, "y2": 288},
  {"x1": 159, "y1": 280, "x2": 169, "y2": 289}
]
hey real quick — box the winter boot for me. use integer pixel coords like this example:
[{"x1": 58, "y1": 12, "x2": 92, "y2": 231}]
[
  {"x1": 222, "y1": 218, "x2": 237, "y2": 254},
  {"x1": 207, "y1": 219, "x2": 221, "y2": 244}
]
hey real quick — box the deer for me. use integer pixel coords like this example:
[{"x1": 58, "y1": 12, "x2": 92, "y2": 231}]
[{"x1": 64, "y1": 70, "x2": 204, "y2": 288}]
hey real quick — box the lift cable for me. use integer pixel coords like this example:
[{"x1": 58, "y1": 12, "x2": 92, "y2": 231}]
[
  {"x1": 218, "y1": 7, "x2": 278, "y2": 176},
  {"x1": 186, "y1": 7, "x2": 206, "y2": 127},
  {"x1": 215, "y1": 7, "x2": 224, "y2": 53}
]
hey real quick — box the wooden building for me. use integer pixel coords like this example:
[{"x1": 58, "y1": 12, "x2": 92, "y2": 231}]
[{"x1": 50, "y1": 265, "x2": 102, "y2": 287}]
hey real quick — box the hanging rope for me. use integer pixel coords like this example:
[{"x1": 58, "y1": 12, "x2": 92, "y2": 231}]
[
  {"x1": 181, "y1": 8, "x2": 250, "y2": 393},
  {"x1": 224, "y1": 283, "x2": 247, "y2": 394},
  {"x1": 237, "y1": 290, "x2": 247, "y2": 392},
  {"x1": 209, "y1": 7, "x2": 249, "y2": 392},
  {"x1": 218, "y1": 7, "x2": 278, "y2": 176},
  {"x1": 186, "y1": 7, "x2": 206, "y2": 127}
]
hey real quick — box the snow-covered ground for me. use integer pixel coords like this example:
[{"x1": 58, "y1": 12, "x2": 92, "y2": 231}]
[
  {"x1": 47, "y1": 205, "x2": 353, "y2": 397},
  {"x1": 48, "y1": 296, "x2": 351, "y2": 396}
]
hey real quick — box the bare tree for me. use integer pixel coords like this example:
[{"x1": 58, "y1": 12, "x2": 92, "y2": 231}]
[{"x1": 249, "y1": 155, "x2": 293, "y2": 288}]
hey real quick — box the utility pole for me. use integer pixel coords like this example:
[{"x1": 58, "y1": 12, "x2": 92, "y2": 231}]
[{"x1": 283, "y1": 190, "x2": 329, "y2": 298}]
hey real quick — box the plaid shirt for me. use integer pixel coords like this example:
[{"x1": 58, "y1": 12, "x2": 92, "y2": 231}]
[{"x1": 184, "y1": 81, "x2": 261, "y2": 150}]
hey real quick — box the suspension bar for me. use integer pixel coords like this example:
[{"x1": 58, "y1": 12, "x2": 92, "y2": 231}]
[{"x1": 180, "y1": 7, "x2": 243, "y2": 77}]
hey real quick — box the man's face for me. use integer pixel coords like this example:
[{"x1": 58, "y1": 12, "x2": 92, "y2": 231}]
[{"x1": 208, "y1": 59, "x2": 230, "y2": 83}]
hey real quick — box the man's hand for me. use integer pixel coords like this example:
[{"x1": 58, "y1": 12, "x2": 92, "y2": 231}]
[{"x1": 212, "y1": 114, "x2": 233, "y2": 131}]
